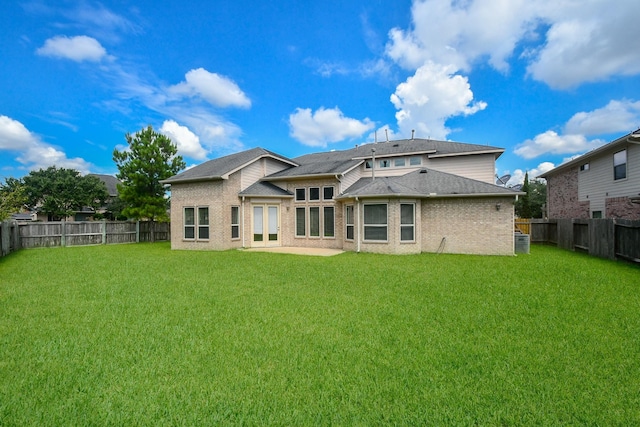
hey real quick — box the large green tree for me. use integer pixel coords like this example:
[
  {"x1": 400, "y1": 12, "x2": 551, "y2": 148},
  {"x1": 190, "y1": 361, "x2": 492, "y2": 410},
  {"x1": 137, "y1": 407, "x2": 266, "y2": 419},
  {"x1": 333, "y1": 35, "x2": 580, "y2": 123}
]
[
  {"x1": 515, "y1": 172, "x2": 547, "y2": 218},
  {"x1": 22, "y1": 167, "x2": 109, "y2": 221},
  {"x1": 0, "y1": 177, "x2": 28, "y2": 221},
  {"x1": 112, "y1": 125, "x2": 185, "y2": 222}
]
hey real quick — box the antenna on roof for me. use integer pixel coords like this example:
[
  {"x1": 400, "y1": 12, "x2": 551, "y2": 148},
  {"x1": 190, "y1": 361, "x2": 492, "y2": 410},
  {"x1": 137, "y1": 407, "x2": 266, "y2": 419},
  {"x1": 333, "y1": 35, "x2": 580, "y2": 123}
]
[
  {"x1": 374, "y1": 130, "x2": 377, "y2": 143},
  {"x1": 411, "y1": 129, "x2": 415, "y2": 140},
  {"x1": 385, "y1": 129, "x2": 389, "y2": 143}
]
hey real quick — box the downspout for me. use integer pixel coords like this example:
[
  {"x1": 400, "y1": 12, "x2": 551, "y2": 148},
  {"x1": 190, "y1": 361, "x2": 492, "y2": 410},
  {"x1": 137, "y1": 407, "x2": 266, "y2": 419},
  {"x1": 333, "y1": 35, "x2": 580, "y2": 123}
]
[
  {"x1": 335, "y1": 174, "x2": 342, "y2": 194},
  {"x1": 356, "y1": 196, "x2": 361, "y2": 253},
  {"x1": 241, "y1": 196, "x2": 246, "y2": 248}
]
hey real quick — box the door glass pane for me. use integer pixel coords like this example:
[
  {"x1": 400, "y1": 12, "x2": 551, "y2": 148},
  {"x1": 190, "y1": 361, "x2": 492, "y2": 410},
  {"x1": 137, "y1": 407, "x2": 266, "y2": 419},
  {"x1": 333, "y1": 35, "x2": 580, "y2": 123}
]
[
  {"x1": 268, "y1": 206, "x2": 278, "y2": 241},
  {"x1": 253, "y1": 206, "x2": 263, "y2": 241}
]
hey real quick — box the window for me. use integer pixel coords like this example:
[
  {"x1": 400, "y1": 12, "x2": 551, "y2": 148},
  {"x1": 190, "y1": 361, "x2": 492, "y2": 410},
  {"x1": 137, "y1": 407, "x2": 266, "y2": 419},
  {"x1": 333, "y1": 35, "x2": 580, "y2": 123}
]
[
  {"x1": 394, "y1": 158, "x2": 405, "y2": 167},
  {"x1": 410, "y1": 156, "x2": 421, "y2": 166},
  {"x1": 323, "y1": 186, "x2": 334, "y2": 200},
  {"x1": 198, "y1": 207, "x2": 209, "y2": 239},
  {"x1": 295, "y1": 207, "x2": 306, "y2": 237},
  {"x1": 231, "y1": 206, "x2": 239, "y2": 239},
  {"x1": 365, "y1": 161, "x2": 372, "y2": 169},
  {"x1": 345, "y1": 205, "x2": 354, "y2": 240},
  {"x1": 184, "y1": 207, "x2": 195, "y2": 239},
  {"x1": 363, "y1": 204, "x2": 387, "y2": 241},
  {"x1": 323, "y1": 206, "x2": 334, "y2": 237},
  {"x1": 592, "y1": 211, "x2": 602, "y2": 219},
  {"x1": 309, "y1": 207, "x2": 320, "y2": 237},
  {"x1": 295, "y1": 188, "x2": 306, "y2": 201},
  {"x1": 309, "y1": 187, "x2": 320, "y2": 201},
  {"x1": 614, "y1": 149, "x2": 627, "y2": 180},
  {"x1": 400, "y1": 203, "x2": 415, "y2": 241},
  {"x1": 379, "y1": 159, "x2": 390, "y2": 168},
  {"x1": 580, "y1": 163, "x2": 590, "y2": 171}
]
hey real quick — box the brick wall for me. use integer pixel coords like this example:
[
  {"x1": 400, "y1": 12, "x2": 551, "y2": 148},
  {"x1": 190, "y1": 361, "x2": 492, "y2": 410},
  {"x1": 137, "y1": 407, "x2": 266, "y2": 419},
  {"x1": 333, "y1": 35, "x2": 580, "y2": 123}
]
[
  {"x1": 546, "y1": 167, "x2": 590, "y2": 219},
  {"x1": 421, "y1": 197, "x2": 515, "y2": 255},
  {"x1": 606, "y1": 197, "x2": 640, "y2": 219}
]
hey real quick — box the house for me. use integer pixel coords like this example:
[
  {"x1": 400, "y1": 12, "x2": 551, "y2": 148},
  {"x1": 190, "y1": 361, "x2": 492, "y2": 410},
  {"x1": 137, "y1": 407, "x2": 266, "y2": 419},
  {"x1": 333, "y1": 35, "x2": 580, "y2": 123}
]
[
  {"x1": 162, "y1": 138, "x2": 522, "y2": 255},
  {"x1": 539, "y1": 130, "x2": 640, "y2": 219},
  {"x1": 74, "y1": 174, "x2": 121, "y2": 221}
]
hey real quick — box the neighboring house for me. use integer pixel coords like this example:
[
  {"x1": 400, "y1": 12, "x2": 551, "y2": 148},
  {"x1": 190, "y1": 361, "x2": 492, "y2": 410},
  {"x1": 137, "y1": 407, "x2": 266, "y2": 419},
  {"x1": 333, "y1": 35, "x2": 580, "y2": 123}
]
[
  {"x1": 70, "y1": 174, "x2": 121, "y2": 221},
  {"x1": 539, "y1": 130, "x2": 640, "y2": 220},
  {"x1": 162, "y1": 138, "x2": 522, "y2": 255}
]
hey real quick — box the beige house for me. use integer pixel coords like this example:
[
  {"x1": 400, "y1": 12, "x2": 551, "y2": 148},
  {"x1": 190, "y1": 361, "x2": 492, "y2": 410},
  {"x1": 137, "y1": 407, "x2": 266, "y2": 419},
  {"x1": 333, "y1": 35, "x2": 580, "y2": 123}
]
[
  {"x1": 162, "y1": 138, "x2": 522, "y2": 255},
  {"x1": 539, "y1": 130, "x2": 640, "y2": 219}
]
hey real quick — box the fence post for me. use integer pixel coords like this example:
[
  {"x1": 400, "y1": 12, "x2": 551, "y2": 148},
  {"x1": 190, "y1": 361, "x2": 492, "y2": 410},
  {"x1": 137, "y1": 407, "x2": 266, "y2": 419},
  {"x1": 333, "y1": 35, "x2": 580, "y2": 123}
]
[
  {"x1": 61, "y1": 219, "x2": 66, "y2": 247},
  {"x1": 136, "y1": 221, "x2": 140, "y2": 243},
  {"x1": 102, "y1": 219, "x2": 107, "y2": 245}
]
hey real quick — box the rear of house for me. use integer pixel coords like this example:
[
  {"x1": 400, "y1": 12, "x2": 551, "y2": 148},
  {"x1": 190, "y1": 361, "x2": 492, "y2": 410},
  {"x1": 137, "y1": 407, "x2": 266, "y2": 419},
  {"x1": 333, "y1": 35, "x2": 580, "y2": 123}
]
[{"x1": 163, "y1": 138, "x2": 522, "y2": 255}]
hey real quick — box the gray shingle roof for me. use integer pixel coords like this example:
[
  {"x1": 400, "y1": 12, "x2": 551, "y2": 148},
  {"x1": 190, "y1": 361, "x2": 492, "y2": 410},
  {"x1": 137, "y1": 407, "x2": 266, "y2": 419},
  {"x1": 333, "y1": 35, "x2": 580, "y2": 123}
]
[
  {"x1": 88, "y1": 174, "x2": 120, "y2": 196},
  {"x1": 162, "y1": 147, "x2": 297, "y2": 184},
  {"x1": 266, "y1": 159, "x2": 363, "y2": 179},
  {"x1": 338, "y1": 168, "x2": 522, "y2": 199},
  {"x1": 238, "y1": 181, "x2": 294, "y2": 197}
]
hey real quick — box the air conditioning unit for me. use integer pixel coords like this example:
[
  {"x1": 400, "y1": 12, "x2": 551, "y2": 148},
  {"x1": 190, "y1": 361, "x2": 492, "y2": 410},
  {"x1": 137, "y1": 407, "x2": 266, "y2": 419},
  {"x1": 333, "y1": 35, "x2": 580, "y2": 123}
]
[{"x1": 515, "y1": 233, "x2": 530, "y2": 254}]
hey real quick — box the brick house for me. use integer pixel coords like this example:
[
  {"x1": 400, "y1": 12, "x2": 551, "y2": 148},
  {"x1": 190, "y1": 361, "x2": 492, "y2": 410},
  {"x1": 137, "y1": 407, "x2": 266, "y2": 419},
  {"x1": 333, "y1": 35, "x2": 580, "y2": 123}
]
[
  {"x1": 539, "y1": 130, "x2": 640, "y2": 219},
  {"x1": 162, "y1": 138, "x2": 522, "y2": 255}
]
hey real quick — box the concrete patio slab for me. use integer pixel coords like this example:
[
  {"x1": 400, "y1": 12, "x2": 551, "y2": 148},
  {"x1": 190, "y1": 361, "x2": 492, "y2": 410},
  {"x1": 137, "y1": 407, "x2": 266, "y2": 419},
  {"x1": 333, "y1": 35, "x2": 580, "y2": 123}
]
[{"x1": 243, "y1": 247, "x2": 344, "y2": 256}]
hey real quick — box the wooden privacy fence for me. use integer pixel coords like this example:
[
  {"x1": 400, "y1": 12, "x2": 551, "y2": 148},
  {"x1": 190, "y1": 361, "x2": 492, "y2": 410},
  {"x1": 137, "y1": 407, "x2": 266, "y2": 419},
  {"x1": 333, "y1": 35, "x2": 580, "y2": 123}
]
[
  {"x1": 0, "y1": 220, "x2": 170, "y2": 257},
  {"x1": 514, "y1": 218, "x2": 531, "y2": 235},
  {"x1": 530, "y1": 218, "x2": 640, "y2": 263}
]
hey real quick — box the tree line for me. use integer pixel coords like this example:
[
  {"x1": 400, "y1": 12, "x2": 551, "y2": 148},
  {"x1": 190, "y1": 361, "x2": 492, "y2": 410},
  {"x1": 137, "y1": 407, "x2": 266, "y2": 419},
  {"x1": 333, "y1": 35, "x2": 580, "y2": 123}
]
[{"x1": 0, "y1": 126, "x2": 185, "y2": 222}]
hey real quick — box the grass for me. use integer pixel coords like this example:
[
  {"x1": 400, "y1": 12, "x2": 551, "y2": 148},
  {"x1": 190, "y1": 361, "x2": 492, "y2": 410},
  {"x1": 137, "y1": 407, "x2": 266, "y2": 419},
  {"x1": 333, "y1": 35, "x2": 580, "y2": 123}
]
[{"x1": 1, "y1": 243, "x2": 639, "y2": 425}]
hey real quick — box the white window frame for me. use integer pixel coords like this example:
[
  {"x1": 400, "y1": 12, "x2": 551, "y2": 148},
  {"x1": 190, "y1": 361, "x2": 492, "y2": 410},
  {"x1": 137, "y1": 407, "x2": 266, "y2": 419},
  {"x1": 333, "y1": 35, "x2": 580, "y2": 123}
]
[
  {"x1": 323, "y1": 186, "x2": 334, "y2": 200},
  {"x1": 197, "y1": 206, "x2": 210, "y2": 240},
  {"x1": 309, "y1": 206, "x2": 320, "y2": 237},
  {"x1": 295, "y1": 188, "x2": 306, "y2": 201},
  {"x1": 309, "y1": 187, "x2": 320, "y2": 201},
  {"x1": 184, "y1": 207, "x2": 195, "y2": 240},
  {"x1": 394, "y1": 158, "x2": 406, "y2": 167},
  {"x1": 409, "y1": 156, "x2": 421, "y2": 166},
  {"x1": 345, "y1": 205, "x2": 354, "y2": 241},
  {"x1": 400, "y1": 203, "x2": 415, "y2": 242},
  {"x1": 231, "y1": 206, "x2": 240, "y2": 239},
  {"x1": 379, "y1": 159, "x2": 391, "y2": 168},
  {"x1": 295, "y1": 207, "x2": 306, "y2": 237},
  {"x1": 323, "y1": 206, "x2": 335, "y2": 238},
  {"x1": 614, "y1": 149, "x2": 627, "y2": 181},
  {"x1": 363, "y1": 203, "x2": 388, "y2": 242}
]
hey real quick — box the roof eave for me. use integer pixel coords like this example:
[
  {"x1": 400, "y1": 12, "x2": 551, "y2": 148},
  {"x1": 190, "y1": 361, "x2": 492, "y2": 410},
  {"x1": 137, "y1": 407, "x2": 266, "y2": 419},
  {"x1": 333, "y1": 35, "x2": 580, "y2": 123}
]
[
  {"x1": 428, "y1": 149, "x2": 504, "y2": 159},
  {"x1": 160, "y1": 176, "x2": 224, "y2": 185},
  {"x1": 336, "y1": 191, "x2": 521, "y2": 200},
  {"x1": 264, "y1": 173, "x2": 341, "y2": 181}
]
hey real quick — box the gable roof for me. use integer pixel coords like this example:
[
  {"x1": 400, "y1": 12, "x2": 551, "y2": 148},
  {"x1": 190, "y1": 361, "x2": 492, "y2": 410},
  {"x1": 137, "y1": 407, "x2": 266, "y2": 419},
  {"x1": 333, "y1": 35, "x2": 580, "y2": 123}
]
[
  {"x1": 337, "y1": 168, "x2": 522, "y2": 200},
  {"x1": 539, "y1": 130, "x2": 640, "y2": 178},
  {"x1": 161, "y1": 147, "x2": 298, "y2": 184},
  {"x1": 88, "y1": 174, "x2": 120, "y2": 197},
  {"x1": 238, "y1": 181, "x2": 294, "y2": 198}
]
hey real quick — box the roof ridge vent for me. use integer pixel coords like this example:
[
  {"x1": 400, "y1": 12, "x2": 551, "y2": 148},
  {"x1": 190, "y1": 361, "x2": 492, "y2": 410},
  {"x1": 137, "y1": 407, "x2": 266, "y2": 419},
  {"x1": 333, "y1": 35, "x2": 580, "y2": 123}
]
[{"x1": 419, "y1": 168, "x2": 427, "y2": 174}]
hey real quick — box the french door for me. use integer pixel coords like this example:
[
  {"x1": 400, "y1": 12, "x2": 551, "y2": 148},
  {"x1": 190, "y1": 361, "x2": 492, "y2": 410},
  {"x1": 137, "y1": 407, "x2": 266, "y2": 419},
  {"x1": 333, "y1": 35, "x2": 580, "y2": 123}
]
[{"x1": 252, "y1": 204, "x2": 280, "y2": 247}]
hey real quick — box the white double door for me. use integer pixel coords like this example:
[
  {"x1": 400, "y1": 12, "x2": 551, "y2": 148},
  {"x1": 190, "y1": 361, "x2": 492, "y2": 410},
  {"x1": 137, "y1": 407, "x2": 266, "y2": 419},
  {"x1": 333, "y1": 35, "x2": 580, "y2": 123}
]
[{"x1": 251, "y1": 204, "x2": 280, "y2": 247}]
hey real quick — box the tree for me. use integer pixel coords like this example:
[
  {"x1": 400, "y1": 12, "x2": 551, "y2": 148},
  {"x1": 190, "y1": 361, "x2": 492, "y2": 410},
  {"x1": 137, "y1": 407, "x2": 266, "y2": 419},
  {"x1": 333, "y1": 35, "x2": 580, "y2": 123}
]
[
  {"x1": 515, "y1": 172, "x2": 532, "y2": 218},
  {"x1": 112, "y1": 125, "x2": 185, "y2": 223},
  {"x1": 0, "y1": 177, "x2": 28, "y2": 221},
  {"x1": 528, "y1": 179, "x2": 547, "y2": 218},
  {"x1": 22, "y1": 167, "x2": 109, "y2": 221}
]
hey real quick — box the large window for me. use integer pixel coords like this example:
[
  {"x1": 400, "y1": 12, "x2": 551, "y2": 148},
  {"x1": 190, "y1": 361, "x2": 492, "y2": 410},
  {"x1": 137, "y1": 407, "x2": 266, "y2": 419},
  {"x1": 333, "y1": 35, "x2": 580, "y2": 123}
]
[
  {"x1": 184, "y1": 207, "x2": 195, "y2": 239},
  {"x1": 400, "y1": 203, "x2": 415, "y2": 241},
  {"x1": 410, "y1": 156, "x2": 421, "y2": 166},
  {"x1": 309, "y1": 207, "x2": 320, "y2": 237},
  {"x1": 295, "y1": 188, "x2": 306, "y2": 201},
  {"x1": 184, "y1": 206, "x2": 209, "y2": 240},
  {"x1": 231, "y1": 206, "x2": 239, "y2": 239},
  {"x1": 323, "y1": 186, "x2": 334, "y2": 200},
  {"x1": 198, "y1": 207, "x2": 209, "y2": 239},
  {"x1": 363, "y1": 204, "x2": 387, "y2": 241},
  {"x1": 296, "y1": 207, "x2": 306, "y2": 237},
  {"x1": 323, "y1": 206, "x2": 334, "y2": 237},
  {"x1": 379, "y1": 159, "x2": 391, "y2": 168},
  {"x1": 614, "y1": 149, "x2": 627, "y2": 180},
  {"x1": 345, "y1": 205, "x2": 354, "y2": 240},
  {"x1": 394, "y1": 158, "x2": 405, "y2": 167}
]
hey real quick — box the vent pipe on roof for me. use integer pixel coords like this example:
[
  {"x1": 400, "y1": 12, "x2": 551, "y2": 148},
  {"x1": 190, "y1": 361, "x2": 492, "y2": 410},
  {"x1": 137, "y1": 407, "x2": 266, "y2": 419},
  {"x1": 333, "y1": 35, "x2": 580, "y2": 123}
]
[
  {"x1": 385, "y1": 129, "x2": 389, "y2": 143},
  {"x1": 411, "y1": 129, "x2": 415, "y2": 140},
  {"x1": 374, "y1": 130, "x2": 377, "y2": 143}
]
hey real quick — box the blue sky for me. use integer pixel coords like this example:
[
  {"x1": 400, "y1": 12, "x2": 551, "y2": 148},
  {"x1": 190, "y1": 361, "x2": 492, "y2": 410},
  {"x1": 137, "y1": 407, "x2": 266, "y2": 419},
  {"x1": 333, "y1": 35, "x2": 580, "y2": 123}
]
[{"x1": 1, "y1": 0, "x2": 639, "y2": 185}]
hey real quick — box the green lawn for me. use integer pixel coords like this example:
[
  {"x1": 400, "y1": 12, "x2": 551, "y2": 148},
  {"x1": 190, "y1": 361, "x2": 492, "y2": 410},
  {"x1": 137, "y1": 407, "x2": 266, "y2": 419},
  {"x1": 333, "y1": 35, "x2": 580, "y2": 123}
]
[{"x1": 1, "y1": 243, "x2": 639, "y2": 425}]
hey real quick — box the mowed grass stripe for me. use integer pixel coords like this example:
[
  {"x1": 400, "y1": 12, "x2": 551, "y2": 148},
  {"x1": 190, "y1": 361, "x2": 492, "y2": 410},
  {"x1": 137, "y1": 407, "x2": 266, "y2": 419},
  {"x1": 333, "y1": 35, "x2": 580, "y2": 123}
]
[{"x1": 1, "y1": 243, "x2": 639, "y2": 425}]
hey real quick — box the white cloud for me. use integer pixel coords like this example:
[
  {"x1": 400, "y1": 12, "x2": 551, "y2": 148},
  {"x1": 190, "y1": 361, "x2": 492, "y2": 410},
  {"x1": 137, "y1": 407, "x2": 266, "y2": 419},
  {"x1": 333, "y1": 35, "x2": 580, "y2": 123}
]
[
  {"x1": 0, "y1": 115, "x2": 92, "y2": 173},
  {"x1": 514, "y1": 130, "x2": 605, "y2": 159},
  {"x1": 289, "y1": 107, "x2": 375, "y2": 147},
  {"x1": 168, "y1": 68, "x2": 251, "y2": 108},
  {"x1": 506, "y1": 162, "x2": 555, "y2": 185},
  {"x1": 385, "y1": 0, "x2": 640, "y2": 89},
  {"x1": 564, "y1": 100, "x2": 640, "y2": 136},
  {"x1": 159, "y1": 120, "x2": 207, "y2": 160},
  {"x1": 390, "y1": 62, "x2": 486, "y2": 139},
  {"x1": 36, "y1": 35, "x2": 107, "y2": 62}
]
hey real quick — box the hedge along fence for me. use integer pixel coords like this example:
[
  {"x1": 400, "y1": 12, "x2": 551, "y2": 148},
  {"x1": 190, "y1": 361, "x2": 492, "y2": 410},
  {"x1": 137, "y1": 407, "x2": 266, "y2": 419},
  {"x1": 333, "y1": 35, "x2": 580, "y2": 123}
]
[
  {"x1": 530, "y1": 218, "x2": 640, "y2": 263},
  {"x1": 0, "y1": 220, "x2": 170, "y2": 257}
]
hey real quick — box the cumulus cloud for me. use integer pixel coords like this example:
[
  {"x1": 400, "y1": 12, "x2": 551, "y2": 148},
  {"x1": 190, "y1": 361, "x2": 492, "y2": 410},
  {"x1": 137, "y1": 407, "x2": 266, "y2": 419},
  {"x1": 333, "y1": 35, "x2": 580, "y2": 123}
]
[
  {"x1": 505, "y1": 162, "x2": 555, "y2": 185},
  {"x1": 385, "y1": 0, "x2": 640, "y2": 89},
  {"x1": 564, "y1": 100, "x2": 640, "y2": 136},
  {"x1": 36, "y1": 35, "x2": 108, "y2": 62},
  {"x1": 168, "y1": 68, "x2": 251, "y2": 108},
  {"x1": 289, "y1": 107, "x2": 375, "y2": 147},
  {"x1": 390, "y1": 62, "x2": 486, "y2": 139},
  {"x1": 159, "y1": 120, "x2": 207, "y2": 160},
  {"x1": 514, "y1": 130, "x2": 604, "y2": 159},
  {"x1": 0, "y1": 115, "x2": 92, "y2": 172}
]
